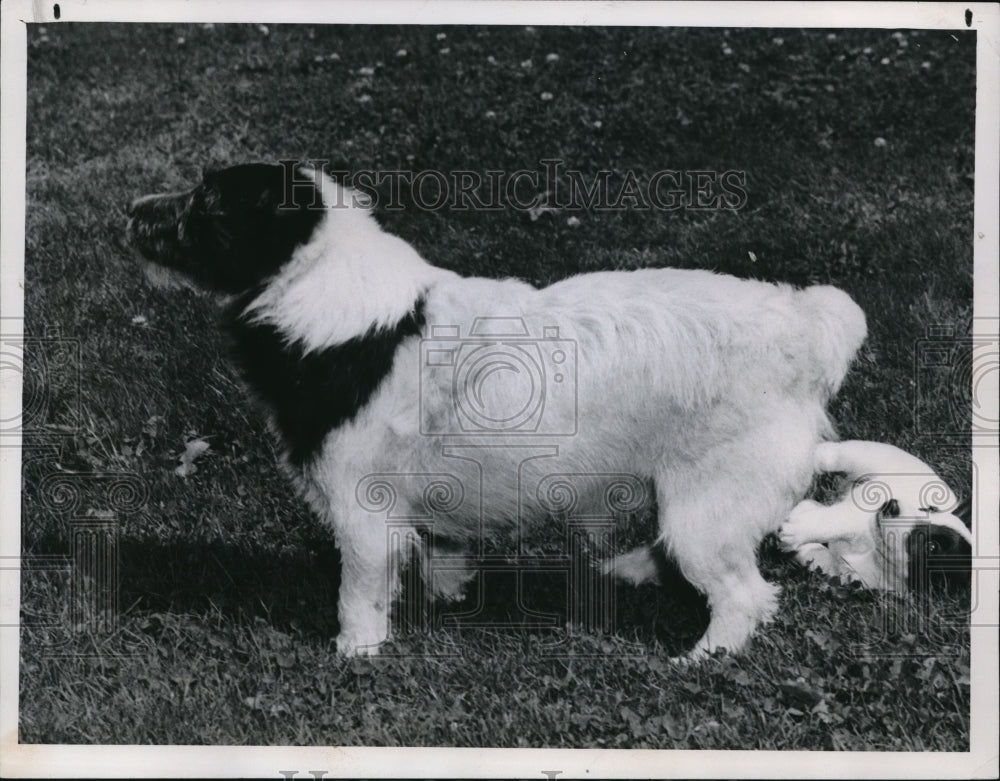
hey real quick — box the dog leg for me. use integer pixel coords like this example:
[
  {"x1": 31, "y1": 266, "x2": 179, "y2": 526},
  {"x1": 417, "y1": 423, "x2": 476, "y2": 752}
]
[
  {"x1": 793, "y1": 542, "x2": 839, "y2": 571},
  {"x1": 815, "y1": 441, "x2": 853, "y2": 474},
  {"x1": 793, "y1": 543, "x2": 868, "y2": 584},
  {"x1": 685, "y1": 560, "x2": 778, "y2": 660},
  {"x1": 601, "y1": 545, "x2": 662, "y2": 585},
  {"x1": 431, "y1": 561, "x2": 476, "y2": 602},
  {"x1": 815, "y1": 439, "x2": 919, "y2": 478},
  {"x1": 779, "y1": 499, "x2": 867, "y2": 550},
  {"x1": 661, "y1": 496, "x2": 779, "y2": 660},
  {"x1": 334, "y1": 515, "x2": 411, "y2": 656},
  {"x1": 424, "y1": 535, "x2": 476, "y2": 602}
]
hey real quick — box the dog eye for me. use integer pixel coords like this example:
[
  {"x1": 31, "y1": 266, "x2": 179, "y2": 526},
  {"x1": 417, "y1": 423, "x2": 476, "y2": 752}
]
[{"x1": 926, "y1": 540, "x2": 940, "y2": 555}]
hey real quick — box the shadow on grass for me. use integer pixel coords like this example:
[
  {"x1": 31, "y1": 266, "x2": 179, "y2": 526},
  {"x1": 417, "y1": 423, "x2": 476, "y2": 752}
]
[
  {"x1": 32, "y1": 519, "x2": 971, "y2": 659},
  {"x1": 119, "y1": 536, "x2": 345, "y2": 639},
  {"x1": 24, "y1": 530, "x2": 712, "y2": 654}
]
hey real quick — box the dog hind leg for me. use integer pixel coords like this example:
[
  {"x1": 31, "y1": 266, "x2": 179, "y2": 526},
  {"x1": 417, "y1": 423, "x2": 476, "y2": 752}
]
[
  {"x1": 675, "y1": 541, "x2": 779, "y2": 660},
  {"x1": 430, "y1": 556, "x2": 477, "y2": 602},
  {"x1": 658, "y1": 479, "x2": 785, "y2": 659},
  {"x1": 794, "y1": 542, "x2": 839, "y2": 571},
  {"x1": 601, "y1": 545, "x2": 662, "y2": 585}
]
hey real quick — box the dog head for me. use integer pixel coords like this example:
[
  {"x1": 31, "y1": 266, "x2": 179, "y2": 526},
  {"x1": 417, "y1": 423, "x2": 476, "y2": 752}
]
[
  {"x1": 126, "y1": 163, "x2": 326, "y2": 293},
  {"x1": 872, "y1": 496, "x2": 973, "y2": 592}
]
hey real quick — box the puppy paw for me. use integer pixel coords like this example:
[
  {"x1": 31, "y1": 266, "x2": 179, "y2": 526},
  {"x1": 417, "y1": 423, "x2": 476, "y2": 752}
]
[
  {"x1": 793, "y1": 542, "x2": 835, "y2": 572},
  {"x1": 778, "y1": 500, "x2": 822, "y2": 550},
  {"x1": 779, "y1": 519, "x2": 814, "y2": 551}
]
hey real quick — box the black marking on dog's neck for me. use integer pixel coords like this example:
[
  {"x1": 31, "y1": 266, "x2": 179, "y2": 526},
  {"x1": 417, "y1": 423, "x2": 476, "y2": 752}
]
[{"x1": 227, "y1": 296, "x2": 426, "y2": 468}]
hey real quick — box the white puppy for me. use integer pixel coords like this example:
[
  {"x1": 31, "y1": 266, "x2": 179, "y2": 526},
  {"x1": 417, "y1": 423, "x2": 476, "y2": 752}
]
[
  {"x1": 128, "y1": 163, "x2": 868, "y2": 658},
  {"x1": 779, "y1": 440, "x2": 972, "y2": 591}
]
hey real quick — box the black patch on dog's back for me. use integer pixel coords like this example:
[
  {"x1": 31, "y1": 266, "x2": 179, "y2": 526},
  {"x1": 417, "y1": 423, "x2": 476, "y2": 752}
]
[
  {"x1": 227, "y1": 298, "x2": 426, "y2": 468},
  {"x1": 905, "y1": 524, "x2": 972, "y2": 592}
]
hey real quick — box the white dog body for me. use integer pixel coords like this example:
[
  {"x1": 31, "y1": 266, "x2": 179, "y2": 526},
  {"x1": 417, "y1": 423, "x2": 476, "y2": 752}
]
[
  {"x1": 128, "y1": 164, "x2": 868, "y2": 658},
  {"x1": 307, "y1": 269, "x2": 849, "y2": 655}
]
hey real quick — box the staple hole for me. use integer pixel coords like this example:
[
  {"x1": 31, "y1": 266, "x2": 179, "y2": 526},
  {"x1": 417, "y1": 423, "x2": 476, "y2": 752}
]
[{"x1": 53, "y1": 4, "x2": 61, "y2": 19}]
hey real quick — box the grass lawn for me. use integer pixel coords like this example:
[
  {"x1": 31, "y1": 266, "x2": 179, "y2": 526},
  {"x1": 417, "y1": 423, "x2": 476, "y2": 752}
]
[{"x1": 17, "y1": 23, "x2": 977, "y2": 749}]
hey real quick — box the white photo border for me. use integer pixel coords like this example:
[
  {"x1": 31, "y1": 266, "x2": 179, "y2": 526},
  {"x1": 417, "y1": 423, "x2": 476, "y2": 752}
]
[{"x1": 1, "y1": 1, "x2": 997, "y2": 778}]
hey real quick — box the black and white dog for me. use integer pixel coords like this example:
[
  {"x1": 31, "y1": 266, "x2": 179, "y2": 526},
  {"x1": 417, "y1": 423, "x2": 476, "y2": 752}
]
[
  {"x1": 779, "y1": 440, "x2": 973, "y2": 591},
  {"x1": 127, "y1": 162, "x2": 867, "y2": 658}
]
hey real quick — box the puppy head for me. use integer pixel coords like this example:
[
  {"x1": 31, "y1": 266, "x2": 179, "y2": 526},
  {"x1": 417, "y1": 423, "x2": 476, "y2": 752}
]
[
  {"x1": 905, "y1": 503, "x2": 973, "y2": 592},
  {"x1": 126, "y1": 163, "x2": 325, "y2": 293},
  {"x1": 874, "y1": 497, "x2": 973, "y2": 592}
]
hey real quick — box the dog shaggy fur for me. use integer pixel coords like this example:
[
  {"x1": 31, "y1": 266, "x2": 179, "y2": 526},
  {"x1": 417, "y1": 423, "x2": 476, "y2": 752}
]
[{"x1": 127, "y1": 162, "x2": 867, "y2": 658}]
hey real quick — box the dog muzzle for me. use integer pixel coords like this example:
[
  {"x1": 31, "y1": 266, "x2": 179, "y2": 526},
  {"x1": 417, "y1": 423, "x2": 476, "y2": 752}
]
[{"x1": 126, "y1": 190, "x2": 195, "y2": 263}]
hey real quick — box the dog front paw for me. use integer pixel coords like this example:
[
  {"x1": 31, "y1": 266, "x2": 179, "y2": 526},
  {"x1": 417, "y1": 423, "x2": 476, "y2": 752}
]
[{"x1": 335, "y1": 630, "x2": 386, "y2": 657}]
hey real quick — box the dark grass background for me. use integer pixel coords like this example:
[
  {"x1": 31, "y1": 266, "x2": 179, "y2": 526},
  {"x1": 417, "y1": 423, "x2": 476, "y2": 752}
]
[{"x1": 17, "y1": 23, "x2": 977, "y2": 748}]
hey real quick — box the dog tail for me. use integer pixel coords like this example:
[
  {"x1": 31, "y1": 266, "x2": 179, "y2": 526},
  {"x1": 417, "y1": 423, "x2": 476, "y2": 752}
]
[{"x1": 798, "y1": 285, "x2": 867, "y2": 395}]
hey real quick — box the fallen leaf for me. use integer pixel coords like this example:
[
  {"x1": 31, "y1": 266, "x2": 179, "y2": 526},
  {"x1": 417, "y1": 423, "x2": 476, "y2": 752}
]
[{"x1": 175, "y1": 438, "x2": 210, "y2": 477}]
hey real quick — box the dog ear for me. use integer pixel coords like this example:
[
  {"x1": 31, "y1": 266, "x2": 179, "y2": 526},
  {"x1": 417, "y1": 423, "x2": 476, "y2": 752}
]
[{"x1": 879, "y1": 498, "x2": 900, "y2": 518}]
